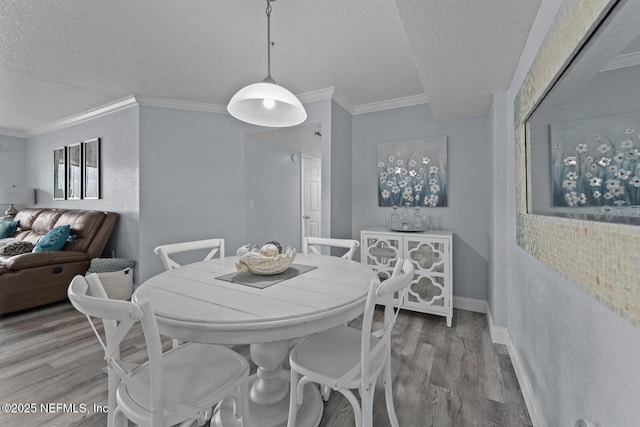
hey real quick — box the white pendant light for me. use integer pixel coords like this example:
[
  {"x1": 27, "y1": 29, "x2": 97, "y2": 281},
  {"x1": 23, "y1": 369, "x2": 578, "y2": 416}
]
[{"x1": 227, "y1": 0, "x2": 307, "y2": 127}]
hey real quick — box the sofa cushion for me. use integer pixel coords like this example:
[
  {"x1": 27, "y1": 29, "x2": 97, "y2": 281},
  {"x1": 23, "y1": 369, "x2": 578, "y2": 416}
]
[
  {"x1": 33, "y1": 225, "x2": 71, "y2": 252},
  {"x1": 0, "y1": 241, "x2": 34, "y2": 256},
  {"x1": 0, "y1": 220, "x2": 19, "y2": 238}
]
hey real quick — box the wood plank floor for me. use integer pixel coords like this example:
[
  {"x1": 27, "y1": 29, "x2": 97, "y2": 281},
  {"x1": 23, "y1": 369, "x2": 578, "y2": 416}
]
[{"x1": 0, "y1": 302, "x2": 531, "y2": 427}]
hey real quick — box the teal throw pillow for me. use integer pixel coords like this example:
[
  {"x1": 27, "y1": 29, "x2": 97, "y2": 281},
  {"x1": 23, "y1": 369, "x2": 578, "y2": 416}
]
[
  {"x1": 0, "y1": 220, "x2": 19, "y2": 239},
  {"x1": 32, "y1": 225, "x2": 71, "y2": 253}
]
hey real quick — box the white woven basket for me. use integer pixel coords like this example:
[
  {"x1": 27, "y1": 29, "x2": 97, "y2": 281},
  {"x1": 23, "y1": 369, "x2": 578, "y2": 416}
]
[{"x1": 237, "y1": 250, "x2": 295, "y2": 275}]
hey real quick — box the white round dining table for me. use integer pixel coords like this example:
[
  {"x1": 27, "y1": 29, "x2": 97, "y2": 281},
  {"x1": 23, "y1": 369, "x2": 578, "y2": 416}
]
[{"x1": 133, "y1": 253, "x2": 376, "y2": 427}]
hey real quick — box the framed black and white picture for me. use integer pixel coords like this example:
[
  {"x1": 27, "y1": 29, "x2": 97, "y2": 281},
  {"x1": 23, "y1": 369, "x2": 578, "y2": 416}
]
[
  {"x1": 67, "y1": 143, "x2": 82, "y2": 200},
  {"x1": 53, "y1": 146, "x2": 66, "y2": 200},
  {"x1": 83, "y1": 138, "x2": 100, "y2": 199}
]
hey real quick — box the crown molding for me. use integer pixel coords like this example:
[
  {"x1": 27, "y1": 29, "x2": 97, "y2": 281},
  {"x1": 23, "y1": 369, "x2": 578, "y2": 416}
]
[
  {"x1": 297, "y1": 87, "x2": 355, "y2": 114},
  {"x1": 14, "y1": 88, "x2": 430, "y2": 138},
  {"x1": 353, "y1": 93, "x2": 429, "y2": 115},
  {"x1": 0, "y1": 127, "x2": 27, "y2": 138},
  {"x1": 135, "y1": 95, "x2": 227, "y2": 114},
  {"x1": 24, "y1": 96, "x2": 138, "y2": 138},
  {"x1": 601, "y1": 51, "x2": 640, "y2": 72}
]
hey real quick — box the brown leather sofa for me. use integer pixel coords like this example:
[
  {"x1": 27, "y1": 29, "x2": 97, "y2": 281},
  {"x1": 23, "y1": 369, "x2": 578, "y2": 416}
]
[{"x1": 0, "y1": 208, "x2": 118, "y2": 315}]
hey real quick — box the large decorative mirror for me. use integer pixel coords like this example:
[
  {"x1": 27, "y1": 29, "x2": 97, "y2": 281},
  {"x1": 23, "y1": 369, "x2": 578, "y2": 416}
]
[
  {"x1": 527, "y1": 0, "x2": 640, "y2": 223},
  {"x1": 515, "y1": 0, "x2": 640, "y2": 326}
]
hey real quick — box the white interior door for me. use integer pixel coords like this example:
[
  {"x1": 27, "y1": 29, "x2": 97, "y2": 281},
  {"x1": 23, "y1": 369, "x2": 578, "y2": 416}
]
[{"x1": 302, "y1": 157, "x2": 322, "y2": 242}]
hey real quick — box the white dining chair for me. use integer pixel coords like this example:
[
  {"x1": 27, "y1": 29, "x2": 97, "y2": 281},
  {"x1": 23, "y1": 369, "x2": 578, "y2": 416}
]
[
  {"x1": 287, "y1": 259, "x2": 414, "y2": 427},
  {"x1": 68, "y1": 274, "x2": 249, "y2": 427},
  {"x1": 302, "y1": 236, "x2": 359, "y2": 260},
  {"x1": 154, "y1": 238, "x2": 225, "y2": 271}
]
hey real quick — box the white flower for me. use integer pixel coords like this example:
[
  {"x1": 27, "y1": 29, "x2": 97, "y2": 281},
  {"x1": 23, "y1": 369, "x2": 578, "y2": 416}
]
[
  {"x1": 396, "y1": 151, "x2": 402, "y2": 156},
  {"x1": 604, "y1": 192, "x2": 614, "y2": 199},
  {"x1": 381, "y1": 189, "x2": 390, "y2": 199},
  {"x1": 395, "y1": 167, "x2": 402, "y2": 174},
  {"x1": 628, "y1": 150, "x2": 640, "y2": 160},
  {"x1": 564, "y1": 192, "x2": 578, "y2": 206},
  {"x1": 611, "y1": 186, "x2": 624, "y2": 196},
  {"x1": 566, "y1": 171, "x2": 578, "y2": 180},
  {"x1": 397, "y1": 159, "x2": 404, "y2": 166},
  {"x1": 387, "y1": 180, "x2": 394, "y2": 187},
  {"x1": 575, "y1": 144, "x2": 588, "y2": 153},
  {"x1": 594, "y1": 134, "x2": 601, "y2": 140},
  {"x1": 388, "y1": 155, "x2": 395, "y2": 162},
  {"x1": 399, "y1": 180, "x2": 407, "y2": 188},
  {"x1": 586, "y1": 172, "x2": 593, "y2": 178},
  {"x1": 380, "y1": 172, "x2": 388, "y2": 179},
  {"x1": 589, "y1": 164, "x2": 600, "y2": 172},
  {"x1": 593, "y1": 191, "x2": 601, "y2": 198},
  {"x1": 409, "y1": 170, "x2": 417, "y2": 177},
  {"x1": 626, "y1": 128, "x2": 635, "y2": 134},
  {"x1": 562, "y1": 179, "x2": 577, "y2": 190},
  {"x1": 422, "y1": 157, "x2": 430, "y2": 165},
  {"x1": 380, "y1": 176, "x2": 386, "y2": 183},
  {"x1": 414, "y1": 184, "x2": 423, "y2": 192},
  {"x1": 378, "y1": 162, "x2": 385, "y2": 168},
  {"x1": 606, "y1": 179, "x2": 621, "y2": 190},
  {"x1": 620, "y1": 139, "x2": 634, "y2": 150},
  {"x1": 391, "y1": 186, "x2": 401, "y2": 194},
  {"x1": 597, "y1": 157, "x2": 611, "y2": 167},
  {"x1": 597, "y1": 144, "x2": 610, "y2": 153},
  {"x1": 631, "y1": 176, "x2": 640, "y2": 187},
  {"x1": 585, "y1": 156, "x2": 594, "y2": 163},
  {"x1": 614, "y1": 152, "x2": 626, "y2": 163},
  {"x1": 403, "y1": 195, "x2": 414, "y2": 202},
  {"x1": 615, "y1": 169, "x2": 630, "y2": 180},
  {"x1": 430, "y1": 178, "x2": 438, "y2": 185},
  {"x1": 409, "y1": 159, "x2": 417, "y2": 167},
  {"x1": 430, "y1": 184, "x2": 440, "y2": 193},
  {"x1": 589, "y1": 177, "x2": 602, "y2": 186},
  {"x1": 564, "y1": 156, "x2": 577, "y2": 166},
  {"x1": 387, "y1": 167, "x2": 394, "y2": 174},
  {"x1": 415, "y1": 194, "x2": 421, "y2": 201},
  {"x1": 607, "y1": 164, "x2": 618, "y2": 173},
  {"x1": 429, "y1": 166, "x2": 439, "y2": 174},
  {"x1": 578, "y1": 193, "x2": 587, "y2": 204}
]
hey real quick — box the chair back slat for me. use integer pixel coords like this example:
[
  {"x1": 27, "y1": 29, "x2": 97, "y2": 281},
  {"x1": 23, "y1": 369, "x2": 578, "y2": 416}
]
[
  {"x1": 361, "y1": 259, "x2": 414, "y2": 391},
  {"x1": 302, "y1": 237, "x2": 360, "y2": 260},
  {"x1": 154, "y1": 238, "x2": 225, "y2": 271}
]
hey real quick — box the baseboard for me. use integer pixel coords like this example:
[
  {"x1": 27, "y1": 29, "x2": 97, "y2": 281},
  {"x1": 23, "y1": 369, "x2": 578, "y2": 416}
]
[
  {"x1": 504, "y1": 329, "x2": 548, "y2": 427},
  {"x1": 486, "y1": 307, "x2": 547, "y2": 427},
  {"x1": 485, "y1": 305, "x2": 509, "y2": 345},
  {"x1": 452, "y1": 296, "x2": 486, "y2": 313}
]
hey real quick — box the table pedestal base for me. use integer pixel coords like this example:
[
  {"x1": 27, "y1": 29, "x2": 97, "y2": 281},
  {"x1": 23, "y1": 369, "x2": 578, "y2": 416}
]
[{"x1": 212, "y1": 370, "x2": 323, "y2": 427}]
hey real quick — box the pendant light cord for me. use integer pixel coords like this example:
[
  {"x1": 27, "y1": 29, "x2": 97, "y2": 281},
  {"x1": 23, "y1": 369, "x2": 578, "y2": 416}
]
[{"x1": 264, "y1": 0, "x2": 275, "y2": 84}]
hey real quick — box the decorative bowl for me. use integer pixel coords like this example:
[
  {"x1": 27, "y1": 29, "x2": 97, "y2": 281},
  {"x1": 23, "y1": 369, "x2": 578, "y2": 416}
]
[{"x1": 236, "y1": 244, "x2": 296, "y2": 275}]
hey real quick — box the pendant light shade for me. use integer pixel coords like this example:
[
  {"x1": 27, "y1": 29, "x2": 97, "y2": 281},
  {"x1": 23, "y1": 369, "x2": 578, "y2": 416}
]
[
  {"x1": 227, "y1": 0, "x2": 306, "y2": 128},
  {"x1": 228, "y1": 81, "x2": 307, "y2": 127}
]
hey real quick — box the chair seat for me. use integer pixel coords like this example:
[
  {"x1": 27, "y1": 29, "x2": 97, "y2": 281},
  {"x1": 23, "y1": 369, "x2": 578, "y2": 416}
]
[
  {"x1": 289, "y1": 325, "x2": 387, "y2": 390},
  {"x1": 117, "y1": 342, "x2": 249, "y2": 426}
]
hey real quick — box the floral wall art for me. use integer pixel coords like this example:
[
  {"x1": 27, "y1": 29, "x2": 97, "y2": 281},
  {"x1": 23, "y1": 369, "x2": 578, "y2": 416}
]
[
  {"x1": 377, "y1": 137, "x2": 448, "y2": 207},
  {"x1": 550, "y1": 112, "x2": 640, "y2": 209}
]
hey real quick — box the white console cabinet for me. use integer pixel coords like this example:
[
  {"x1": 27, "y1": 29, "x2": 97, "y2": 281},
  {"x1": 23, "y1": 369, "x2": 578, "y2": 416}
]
[{"x1": 360, "y1": 228, "x2": 453, "y2": 326}]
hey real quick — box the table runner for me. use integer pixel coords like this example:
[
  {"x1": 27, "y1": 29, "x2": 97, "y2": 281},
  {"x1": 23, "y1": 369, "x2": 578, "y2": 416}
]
[{"x1": 216, "y1": 264, "x2": 317, "y2": 289}]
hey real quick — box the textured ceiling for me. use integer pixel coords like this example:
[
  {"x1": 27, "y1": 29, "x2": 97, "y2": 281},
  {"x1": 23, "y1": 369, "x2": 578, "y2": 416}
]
[{"x1": 0, "y1": 0, "x2": 541, "y2": 136}]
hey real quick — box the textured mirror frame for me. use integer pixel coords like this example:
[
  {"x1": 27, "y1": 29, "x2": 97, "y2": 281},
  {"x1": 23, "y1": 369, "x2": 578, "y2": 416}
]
[{"x1": 515, "y1": 0, "x2": 640, "y2": 326}]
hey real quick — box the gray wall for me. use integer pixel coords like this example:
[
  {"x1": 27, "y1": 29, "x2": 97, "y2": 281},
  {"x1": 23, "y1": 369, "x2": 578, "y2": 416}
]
[
  {"x1": 0, "y1": 134, "x2": 28, "y2": 214},
  {"x1": 24, "y1": 107, "x2": 140, "y2": 270},
  {"x1": 352, "y1": 104, "x2": 490, "y2": 301},
  {"x1": 245, "y1": 134, "x2": 301, "y2": 250},
  {"x1": 138, "y1": 106, "x2": 250, "y2": 282},
  {"x1": 330, "y1": 101, "x2": 353, "y2": 239},
  {"x1": 138, "y1": 100, "x2": 334, "y2": 282},
  {"x1": 497, "y1": 0, "x2": 640, "y2": 425}
]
